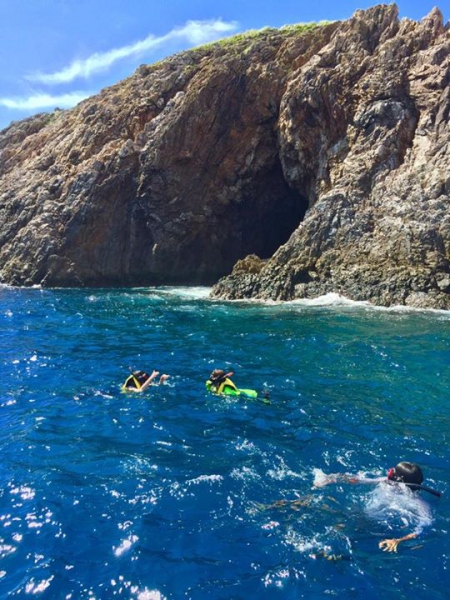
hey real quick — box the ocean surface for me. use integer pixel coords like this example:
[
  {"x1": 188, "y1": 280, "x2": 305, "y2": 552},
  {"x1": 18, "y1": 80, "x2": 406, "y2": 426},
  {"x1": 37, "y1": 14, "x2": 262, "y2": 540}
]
[{"x1": 0, "y1": 286, "x2": 449, "y2": 600}]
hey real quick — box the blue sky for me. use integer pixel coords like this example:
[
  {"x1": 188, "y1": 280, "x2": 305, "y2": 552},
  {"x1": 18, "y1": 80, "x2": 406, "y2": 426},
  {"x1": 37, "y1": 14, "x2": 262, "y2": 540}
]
[{"x1": 0, "y1": 0, "x2": 447, "y2": 131}]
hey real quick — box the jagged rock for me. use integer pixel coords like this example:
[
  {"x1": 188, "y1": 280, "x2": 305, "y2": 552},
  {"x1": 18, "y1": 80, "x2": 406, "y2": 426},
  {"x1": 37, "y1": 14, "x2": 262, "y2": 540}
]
[
  {"x1": 231, "y1": 254, "x2": 266, "y2": 275},
  {"x1": 0, "y1": 5, "x2": 449, "y2": 309},
  {"x1": 212, "y1": 5, "x2": 450, "y2": 308},
  {"x1": 1, "y1": 24, "x2": 325, "y2": 287}
]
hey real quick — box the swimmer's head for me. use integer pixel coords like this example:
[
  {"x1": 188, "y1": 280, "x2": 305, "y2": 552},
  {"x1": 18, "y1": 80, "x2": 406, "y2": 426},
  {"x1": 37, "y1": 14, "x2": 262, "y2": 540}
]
[
  {"x1": 387, "y1": 462, "x2": 424, "y2": 485},
  {"x1": 209, "y1": 369, "x2": 227, "y2": 383},
  {"x1": 133, "y1": 370, "x2": 150, "y2": 383}
]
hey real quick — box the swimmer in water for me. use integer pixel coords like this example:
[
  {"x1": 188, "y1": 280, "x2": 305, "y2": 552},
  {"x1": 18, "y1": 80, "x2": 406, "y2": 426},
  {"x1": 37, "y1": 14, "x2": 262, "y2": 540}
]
[
  {"x1": 205, "y1": 368, "x2": 270, "y2": 402},
  {"x1": 122, "y1": 369, "x2": 170, "y2": 392},
  {"x1": 314, "y1": 461, "x2": 441, "y2": 553}
]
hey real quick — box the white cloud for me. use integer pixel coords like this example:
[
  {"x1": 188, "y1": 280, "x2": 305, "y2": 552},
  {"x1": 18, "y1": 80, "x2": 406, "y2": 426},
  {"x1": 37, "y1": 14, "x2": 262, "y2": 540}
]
[
  {"x1": 0, "y1": 91, "x2": 92, "y2": 110},
  {"x1": 26, "y1": 19, "x2": 239, "y2": 85}
]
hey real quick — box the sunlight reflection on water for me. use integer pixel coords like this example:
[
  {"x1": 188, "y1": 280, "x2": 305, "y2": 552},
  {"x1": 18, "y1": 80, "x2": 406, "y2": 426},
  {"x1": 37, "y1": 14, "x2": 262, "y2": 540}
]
[{"x1": 0, "y1": 287, "x2": 448, "y2": 599}]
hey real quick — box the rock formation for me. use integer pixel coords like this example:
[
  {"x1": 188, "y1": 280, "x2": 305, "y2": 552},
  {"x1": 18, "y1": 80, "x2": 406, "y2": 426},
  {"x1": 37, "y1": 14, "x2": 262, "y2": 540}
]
[
  {"x1": 212, "y1": 6, "x2": 450, "y2": 309},
  {"x1": 0, "y1": 5, "x2": 449, "y2": 308}
]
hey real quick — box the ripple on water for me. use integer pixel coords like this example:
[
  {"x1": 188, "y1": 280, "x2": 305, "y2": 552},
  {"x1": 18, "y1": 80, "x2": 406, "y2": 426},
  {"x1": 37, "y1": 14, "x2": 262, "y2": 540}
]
[{"x1": 0, "y1": 287, "x2": 449, "y2": 599}]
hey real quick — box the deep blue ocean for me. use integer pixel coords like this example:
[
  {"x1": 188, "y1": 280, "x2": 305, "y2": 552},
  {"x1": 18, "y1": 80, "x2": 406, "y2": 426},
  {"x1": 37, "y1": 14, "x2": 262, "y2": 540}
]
[{"x1": 0, "y1": 286, "x2": 449, "y2": 600}]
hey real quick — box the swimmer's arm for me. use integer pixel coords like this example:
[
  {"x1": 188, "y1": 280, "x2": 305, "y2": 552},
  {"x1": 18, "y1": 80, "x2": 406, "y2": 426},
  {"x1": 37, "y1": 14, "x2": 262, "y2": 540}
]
[
  {"x1": 379, "y1": 532, "x2": 418, "y2": 553},
  {"x1": 315, "y1": 473, "x2": 384, "y2": 487},
  {"x1": 346, "y1": 475, "x2": 385, "y2": 485},
  {"x1": 138, "y1": 370, "x2": 160, "y2": 392}
]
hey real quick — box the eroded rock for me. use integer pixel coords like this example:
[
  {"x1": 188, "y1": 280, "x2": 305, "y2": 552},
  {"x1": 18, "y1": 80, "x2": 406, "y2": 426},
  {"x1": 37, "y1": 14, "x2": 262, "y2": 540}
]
[{"x1": 0, "y1": 5, "x2": 449, "y2": 309}]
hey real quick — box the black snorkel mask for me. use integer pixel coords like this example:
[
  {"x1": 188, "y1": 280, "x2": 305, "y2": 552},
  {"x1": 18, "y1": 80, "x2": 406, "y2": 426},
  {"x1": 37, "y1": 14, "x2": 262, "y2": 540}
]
[
  {"x1": 403, "y1": 483, "x2": 441, "y2": 497},
  {"x1": 387, "y1": 467, "x2": 441, "y2": 498}
]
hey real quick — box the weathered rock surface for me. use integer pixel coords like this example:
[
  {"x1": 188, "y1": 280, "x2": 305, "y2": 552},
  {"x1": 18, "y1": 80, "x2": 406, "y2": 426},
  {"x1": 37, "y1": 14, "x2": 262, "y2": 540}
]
[
  {"x1": 0, "y1": 5, "x2": 449, "y2": 308},
  {"x1": 0, "y1": 22, "x2": 329, "y2": 287},
  {"x1": 212, "y1": 6, "x2": 450, "y2": 309}
]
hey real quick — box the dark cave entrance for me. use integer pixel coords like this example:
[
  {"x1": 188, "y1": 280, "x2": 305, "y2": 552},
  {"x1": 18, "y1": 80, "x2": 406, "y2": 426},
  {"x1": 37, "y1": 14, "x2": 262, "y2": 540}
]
[
  {"x1": 230, "y1": 160, "x2": 309, "y2": 266},
  {"x1": 245, "y1": 186, "x2": 308, "y2": 261},
  {"x1": 147, "y1": 160, "x2": 310, "y2": 286}
]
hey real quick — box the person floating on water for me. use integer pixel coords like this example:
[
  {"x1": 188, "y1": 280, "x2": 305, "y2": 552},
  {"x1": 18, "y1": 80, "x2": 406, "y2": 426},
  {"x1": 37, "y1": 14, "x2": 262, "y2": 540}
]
[
  {"x1": 206, "y1": 369, "x2": 269, "y2": 402},
  {"x1": 122, "y1": 369, "x2": 169, "y2": 392},
  {"x1": 314, "y1": 461, "x2": 441, "y2": 553},
  {"x1": 206, "y1": 369, "x2": 239, "y2": 396}
]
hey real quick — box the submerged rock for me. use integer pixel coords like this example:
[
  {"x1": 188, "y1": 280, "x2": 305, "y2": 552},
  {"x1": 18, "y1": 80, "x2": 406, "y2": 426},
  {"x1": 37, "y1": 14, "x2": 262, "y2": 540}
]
[{"x1": 0, "y1": 5, "x2": 449, "y2": 308}]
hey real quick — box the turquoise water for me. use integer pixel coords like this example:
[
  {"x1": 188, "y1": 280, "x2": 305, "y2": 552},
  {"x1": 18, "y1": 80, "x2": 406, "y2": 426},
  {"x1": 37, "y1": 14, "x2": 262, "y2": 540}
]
[{"x1": 0, "y1": 286, "x2": 449, "y2": 599}]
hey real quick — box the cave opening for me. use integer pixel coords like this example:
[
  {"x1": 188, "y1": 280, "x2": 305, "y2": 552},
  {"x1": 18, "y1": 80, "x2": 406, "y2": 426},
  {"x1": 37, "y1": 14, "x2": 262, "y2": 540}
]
[
  {"x1": 232, "y1": 160, "x2": 309, "y2": 264},
  {"x1": 131, "y1": 160, "x2": 311, "y2": 287}
]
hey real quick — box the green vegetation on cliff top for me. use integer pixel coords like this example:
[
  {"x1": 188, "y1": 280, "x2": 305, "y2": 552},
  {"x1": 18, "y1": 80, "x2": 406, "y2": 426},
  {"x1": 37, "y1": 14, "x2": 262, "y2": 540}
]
[
  {"x1": 203, "y1": 21, "x2": 330, "y2": 50},
  {"x1": 145, "y1": 21, "x2": 330, "y2": 72}
]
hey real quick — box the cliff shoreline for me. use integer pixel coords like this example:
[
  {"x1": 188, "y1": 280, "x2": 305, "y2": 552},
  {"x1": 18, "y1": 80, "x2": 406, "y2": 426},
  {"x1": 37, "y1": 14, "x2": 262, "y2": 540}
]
[{"x1": 0, "y1": 4, "x2": 449, "y2": 309}]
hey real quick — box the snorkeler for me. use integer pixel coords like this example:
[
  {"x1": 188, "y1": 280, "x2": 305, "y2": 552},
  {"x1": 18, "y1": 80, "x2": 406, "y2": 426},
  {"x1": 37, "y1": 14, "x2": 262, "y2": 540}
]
[
  {"x1": 206, "y1": 369, "x2": 239, "y2": 395},
  {"x1": 206, "y1": 368, "x2": 269, "y2": 402},
  {"x1": 314, "y1": 461, "x2": 441, "y2": 553},
  {"x1": 122, "y1": 369, "x2": 170, "y2": 392}
]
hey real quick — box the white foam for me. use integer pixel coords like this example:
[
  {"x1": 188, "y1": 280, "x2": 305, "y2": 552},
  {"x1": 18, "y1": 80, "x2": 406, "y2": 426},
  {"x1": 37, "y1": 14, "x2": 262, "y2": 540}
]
[
  {"x1": 289, "y1": 293, "x2": 366, "y2": 307},
  {"x1": 25, "y1": 576, "x2": 54, "y2": 594},
  {"x1": 0, "y1": 544, "x2": 16, "y2": 557},
  {"x1": 365, "y1": 483, "x2": 433, "y2": 534},
  {"x1": 136, "y1": 589, "x2": 166, "y2": 600},
  {"x1": 148, "y1": 286, "x2": 212, "y2": 299},
  {"x1": 185, "y1": 474, "x2": 223, "y2": 486},
  {"x1": 113, "y1": 534, "x2": 138, "y2": 557},
  {"x1": 285, "y1": 293, "x2": 450, "y2": 315},
  {"x1": 267, "y1": 461, "x2": 303, "y2": 481},
  {"x1": 214, "y1": 290, "x2": 450, "y2": 316},
  {"x1": 10, "y1": 485, "x2": 35, "y2": 500}
]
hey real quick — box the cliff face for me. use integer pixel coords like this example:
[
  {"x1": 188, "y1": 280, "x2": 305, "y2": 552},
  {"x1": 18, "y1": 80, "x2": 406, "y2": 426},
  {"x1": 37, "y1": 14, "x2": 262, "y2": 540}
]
[
  {"x1": 0, "y1": 5, "x2": 449, "y2": 308},
  {"x1": 212, "y1": 6, "x2": 450, "y2": 309},
  {"x1": 0, "y1": 21, "x2": 332, "y2": 287}
]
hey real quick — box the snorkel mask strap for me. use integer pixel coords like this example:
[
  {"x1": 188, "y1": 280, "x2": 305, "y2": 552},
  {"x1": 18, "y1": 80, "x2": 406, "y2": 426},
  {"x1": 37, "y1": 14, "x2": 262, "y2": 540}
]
[
  {"x1": 405, "y1": 483, "x2": 442, "y2": 498},
  {"x1": 387, "y1": 466, "x2": 441, "y2": 497}
]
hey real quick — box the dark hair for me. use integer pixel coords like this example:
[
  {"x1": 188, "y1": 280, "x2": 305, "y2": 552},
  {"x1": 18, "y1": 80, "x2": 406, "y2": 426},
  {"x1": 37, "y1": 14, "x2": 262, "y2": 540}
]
[
  {"x1": 133, "y1": 371, "x2": 150, "y2": 384},
  {"x1": 209, "y1": 369, "x2": 226, "y2": 383},
  {"x1": 393, "y1": 462, "x2": 424, "y2": 485},
  {"x1": 388, "y1": 462, "x2": 441, "y2": 497}
]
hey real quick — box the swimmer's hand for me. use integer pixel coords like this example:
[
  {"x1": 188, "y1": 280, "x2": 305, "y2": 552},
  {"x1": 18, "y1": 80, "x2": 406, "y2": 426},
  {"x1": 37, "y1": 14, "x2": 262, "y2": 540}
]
[
  {"x1": 379, "y1": 533, "x2": 417, "y2": 553},
  {"x1": 379, "y1": 538, "x2": 400, "y2": 553},
  {"x1": 313, "y1": 469, "x2": 360, "y2": 488},
  {"x1": 312, "y1": 469, "x2": 335, "y2": 487}
]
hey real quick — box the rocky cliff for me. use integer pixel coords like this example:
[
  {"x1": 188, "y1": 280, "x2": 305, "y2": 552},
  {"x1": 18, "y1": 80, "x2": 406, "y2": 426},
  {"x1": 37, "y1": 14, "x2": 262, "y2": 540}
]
[{"x1": 0, "y1": 5, "x2": 449, "y2": 308}]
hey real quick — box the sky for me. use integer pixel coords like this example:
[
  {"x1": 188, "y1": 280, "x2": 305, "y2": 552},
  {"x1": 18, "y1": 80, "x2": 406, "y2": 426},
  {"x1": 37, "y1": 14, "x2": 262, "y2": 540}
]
[{"x1": 0, "y1": 0, "x2": 448, "y2": 131}]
